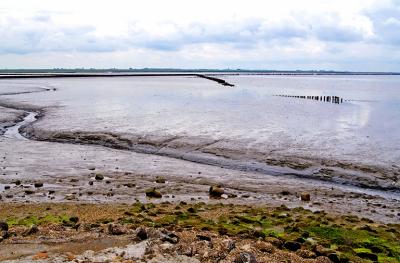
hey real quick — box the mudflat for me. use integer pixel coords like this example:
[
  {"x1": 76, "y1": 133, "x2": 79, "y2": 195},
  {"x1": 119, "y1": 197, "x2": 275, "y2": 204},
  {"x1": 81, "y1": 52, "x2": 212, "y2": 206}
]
[{"x1": 0, "y1": 75, "x2": 399, "y2": 262}]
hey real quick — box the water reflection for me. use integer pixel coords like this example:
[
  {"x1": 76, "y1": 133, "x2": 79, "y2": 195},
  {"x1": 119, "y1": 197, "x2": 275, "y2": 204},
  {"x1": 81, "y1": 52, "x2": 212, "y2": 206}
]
[{"x1": 1, "y1": 75, "x2": 399, "y2": 165}]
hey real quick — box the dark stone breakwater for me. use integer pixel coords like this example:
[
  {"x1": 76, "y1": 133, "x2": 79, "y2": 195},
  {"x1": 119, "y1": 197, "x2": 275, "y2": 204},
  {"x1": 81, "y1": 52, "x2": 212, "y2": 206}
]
[
  {"x1": 195, "y1": 74, "x2": 235, "y2": 86},
  {"x1": 274, "y1": 94, "x2": 344, "y2": 104}
]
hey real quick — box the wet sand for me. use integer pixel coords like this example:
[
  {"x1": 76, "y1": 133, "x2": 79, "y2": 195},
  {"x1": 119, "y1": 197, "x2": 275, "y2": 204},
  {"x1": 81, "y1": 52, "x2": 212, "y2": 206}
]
[
  {"x1": 0, "y1": 77, "x2": 399, "y2": 262},
  {"x1": 0, "y1": 86, "x2": 398, "y2": 223}
]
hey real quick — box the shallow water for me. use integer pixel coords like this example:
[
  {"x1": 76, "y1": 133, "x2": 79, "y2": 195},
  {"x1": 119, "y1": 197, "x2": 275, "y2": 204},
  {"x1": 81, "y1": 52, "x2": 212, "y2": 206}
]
[{"x1": 1, "y1": 75, "x2": 400, "y2": 169}]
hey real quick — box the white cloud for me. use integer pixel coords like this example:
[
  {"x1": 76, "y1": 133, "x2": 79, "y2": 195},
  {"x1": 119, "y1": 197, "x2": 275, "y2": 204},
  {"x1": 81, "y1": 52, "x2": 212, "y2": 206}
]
[{"x1": 0, "y1": 0, "x2": 399, "y2": 70}]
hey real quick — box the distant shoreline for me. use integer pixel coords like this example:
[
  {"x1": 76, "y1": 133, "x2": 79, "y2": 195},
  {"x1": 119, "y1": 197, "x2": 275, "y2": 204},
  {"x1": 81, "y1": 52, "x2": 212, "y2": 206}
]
[{"x1": 1, "y1": 71, "x2": 400, "y2": 79}]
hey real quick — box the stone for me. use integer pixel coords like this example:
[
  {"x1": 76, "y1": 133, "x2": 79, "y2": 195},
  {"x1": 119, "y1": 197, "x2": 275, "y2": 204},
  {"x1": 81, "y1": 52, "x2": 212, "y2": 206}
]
[
  {"x1": 137, "y1": 227, "x2": 148, "y2": 240},
  {"x1": 313, "y1": 245, "x2": 333, "y2": 256},
  {"x1": 300, "y1": 192, "x2": 311, "y2": 201},
  {"x1": 209, "y1": 185, "x2": 224, "y2": 198},
  {"x1": 222, "y1": 239, "x2": 236, "y2": 252},
  {"x1": 145, "y1": 188, "x2": 162, "y2": 198},
  {"x1": 155, "y1": 176, "x2": 166, "y2": 183},
  {"x1": 13, "y1": 180, "x2": 21, "y2": 185},
  {"x1": 296, "y1": 249, "x2": 316, "y2": 258},
  {"x1": 69, "y1": 216, "x2": 79, "y2": 224},
  {"x1": 196, "y1": 235, "x2": 211, "y2": 241},
  {"x1": 34, "y1": 182, "x2": 43, "y2": 188},
  {"x1": 283, "y1": 241, "x2": 301, "y2": 251},
  {"x1": 255, "y1": 241, "x2": 274, "y2": 253},
  {"x1": 108, "y1": 224, "x2": 127, "y2": 235},
  {"x1": 234, "y1": 252, "x2": 258, "y2": 263},
  {"x1": 95, "y1": 174, "x2": 104, "y2": 180},
  {"x1": 160, "y1": 230, "x2": 179, "y2": 244},
  {"x1": 4, "y1": 185, "x2": 10, "y2": 190},
  {"x1": 0, "y1": 221, "x2": 8, "y2": 232},
  {"x1": 328, "y1": 253, "x2": 341, "y2": 263},
  {"x1": 23, "y1": 225, "x2": 39, "y2": 236},
  {"x1": 356, "y1": 251, "x2": 378, "y2": 261}
]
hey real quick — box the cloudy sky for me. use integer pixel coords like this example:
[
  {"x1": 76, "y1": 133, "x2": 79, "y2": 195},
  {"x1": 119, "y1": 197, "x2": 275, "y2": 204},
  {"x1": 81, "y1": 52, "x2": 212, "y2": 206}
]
[{"x1": 0, "y1": 0, "x2": 399, "y2": 71}]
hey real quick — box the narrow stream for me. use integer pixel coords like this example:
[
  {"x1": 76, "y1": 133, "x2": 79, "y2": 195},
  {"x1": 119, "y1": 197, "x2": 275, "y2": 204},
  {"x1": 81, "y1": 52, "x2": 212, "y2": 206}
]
[{"x1": 3, "y1": 112, "x2": 37, "y2": 140}]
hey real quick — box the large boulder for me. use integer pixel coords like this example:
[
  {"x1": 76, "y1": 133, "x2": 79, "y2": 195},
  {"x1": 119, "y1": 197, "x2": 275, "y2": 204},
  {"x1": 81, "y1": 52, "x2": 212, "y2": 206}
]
[
  {"x1": 209, "y1": 185, "x2": 224, "y2": 198},
  {"x1": 145, "y1": 188, "x2": 162, "y2": 198},
  {"x1": 300, "y1": 192, "x2": 311, "y2": 201}
]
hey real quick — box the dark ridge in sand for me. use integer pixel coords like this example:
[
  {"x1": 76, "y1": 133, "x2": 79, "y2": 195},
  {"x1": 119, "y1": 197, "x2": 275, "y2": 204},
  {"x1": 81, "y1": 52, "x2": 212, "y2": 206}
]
[{"x1": 196, "y1": 74, "x2": 235, "y2": 86}]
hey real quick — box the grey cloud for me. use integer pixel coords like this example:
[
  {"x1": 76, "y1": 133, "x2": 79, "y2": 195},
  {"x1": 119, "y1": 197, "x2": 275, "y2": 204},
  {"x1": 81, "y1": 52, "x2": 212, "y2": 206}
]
[
  {"x1": 365, "y1": 3, "x2": 400, "y2": 45},
  {"x1": 1, "y1": 6, "x2": 399, "y2": 55}
]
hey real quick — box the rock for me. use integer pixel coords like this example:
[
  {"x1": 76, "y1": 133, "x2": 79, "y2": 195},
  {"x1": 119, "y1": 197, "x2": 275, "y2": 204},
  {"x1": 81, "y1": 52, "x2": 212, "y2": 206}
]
[
  {"x1": 196, "y1": 235, "x2": 211, "y2": 241},
  {"x1": 24, "y1": 190, "x2": 34, "y2": 195},
  {"x1": 328, "y1": 253, "x2": 341, "y2": 263},
  {"x1": 0, "y1": 222, "x2": 8, "y2": 232},
  {"x1": 356, "y1": 251, "x2": 378, "y2": 261},
  {"x1": 296, "y1": 249, "x2": 316, "y2": 258},
  {"x1": 283, "y1": 241, "x2": 301, "y2": 251},
  {"x1": 23, "y1": 225, "x2": 39, "y2": 236},
  {"x1": 160, "y1": 230, "x2": 179, "y2": 244},
  {"x1": 234, "y1": 252, "x2": 258, "y2": 263},
  {"x1": 95, "y1": 174, "x2": 104, "y2": 180},
  {"x1": 255, "y1": 241, "x2": 274, "y2": 253},
  {"x1": 69, "y1": 216, "x2": 79, "y2": 224},
  {"x1": 300, "y1": 192, "x2": 311, "y2": 201},
  {"x1": 88, "y1": 166, "x2": 96, "y2": 171},
  {"x1": 209, "y1": 185, "x2": 224, "y2": 198},
  {"x1": 4, "y1": 185, "x2": 10, "y2": 190},
  {"x1": 88, "y1": 181, "x2": 94, "y2": 185},
  {"x1": 187, "y1": 207, "x2": 196, "y2": 213},
  {"x1": 34, "y1": 182, "x2": 43, "y2": 188},
  {"x1": 145, "y1": 188, "x2": 162, "y2": 198},
  {"x1": 313, "y1": 245, "x2": 333, "y2": 256},
  {"x1": 155, "y1": 176, "x2": 166, "y2": 183},
  {"x1": 137, "y1": 227, "x2": 148, "y2": 240},
  {"x1": 264, "y1": 237, "x2": 283, "y2": 248},
  {"x1": 222, "y1": 239, "x2": 236, "y2": 252},
  {"x1": 108, "y1": 224, "x2": 127, "y2": 235},
  {"x1": 281, "y1": 190, "x2": 290, "y2": 195}
]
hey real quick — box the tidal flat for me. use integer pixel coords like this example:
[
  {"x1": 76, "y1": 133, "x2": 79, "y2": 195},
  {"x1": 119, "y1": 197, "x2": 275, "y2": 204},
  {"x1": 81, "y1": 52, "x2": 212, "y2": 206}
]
[{"x1": 0, "y1": 74, "x2": 399, "y2": 262}]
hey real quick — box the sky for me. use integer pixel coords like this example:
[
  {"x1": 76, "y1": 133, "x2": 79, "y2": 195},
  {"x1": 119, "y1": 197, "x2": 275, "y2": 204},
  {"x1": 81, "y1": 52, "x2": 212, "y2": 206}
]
[{"x1": 0, "y1": 0, "x2": 400, "y2": 71}]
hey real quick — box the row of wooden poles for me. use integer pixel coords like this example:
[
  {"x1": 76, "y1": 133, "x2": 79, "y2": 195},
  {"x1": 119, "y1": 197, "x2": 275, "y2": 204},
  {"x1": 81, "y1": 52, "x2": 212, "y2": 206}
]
[{"x1": 274, "y1": 94, "x2": 344, "y2": 104}]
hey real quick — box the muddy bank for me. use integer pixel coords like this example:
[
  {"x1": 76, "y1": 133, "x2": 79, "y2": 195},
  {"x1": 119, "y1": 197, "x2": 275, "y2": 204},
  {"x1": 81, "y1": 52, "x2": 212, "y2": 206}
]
[
  {"x1": 19, "y1": 125, "x2": 400, "y2": 192},
  {"x1": 1, "y1": 130, "x2": 399, "y2": 224}
]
